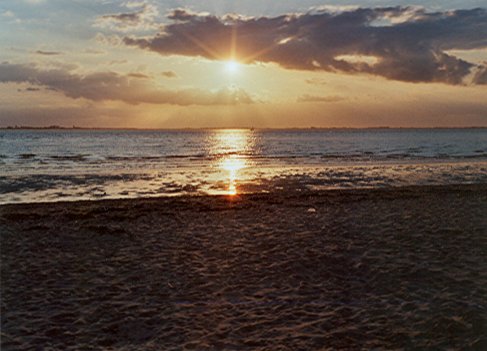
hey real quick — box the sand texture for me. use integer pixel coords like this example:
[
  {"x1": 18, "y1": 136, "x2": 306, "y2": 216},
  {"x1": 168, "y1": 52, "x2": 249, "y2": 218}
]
[{"x1": 1, "y1": 185, "x2": 486, "y2": 350}]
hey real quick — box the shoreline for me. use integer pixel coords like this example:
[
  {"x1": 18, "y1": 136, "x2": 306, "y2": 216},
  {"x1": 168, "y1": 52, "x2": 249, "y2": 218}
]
[
  {"x1": 2, "y1": 184, "x2": 486, "y2": 349},
  {"x1": 1, "y1": 183, "x2": 486, "y2": 208}
]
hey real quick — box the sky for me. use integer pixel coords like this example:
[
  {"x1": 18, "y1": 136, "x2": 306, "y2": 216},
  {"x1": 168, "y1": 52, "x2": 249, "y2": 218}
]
[{"x1": 0, "y1": 0, "x2": 486, "y2": 128}]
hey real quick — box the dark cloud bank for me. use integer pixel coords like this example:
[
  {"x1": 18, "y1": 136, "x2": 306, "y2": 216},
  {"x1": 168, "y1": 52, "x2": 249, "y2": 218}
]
[
  {"x1": 0, "y1": 63, "x2": 253, "y2": 105},
  {"x1": 124, "y1": 7, "x2": 487, "y2": 85}
]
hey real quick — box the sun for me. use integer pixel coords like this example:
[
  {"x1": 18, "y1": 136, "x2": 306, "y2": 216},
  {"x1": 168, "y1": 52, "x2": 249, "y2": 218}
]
[{"x1": 224, "y1": 60, "x2": 240, "y2": 73}]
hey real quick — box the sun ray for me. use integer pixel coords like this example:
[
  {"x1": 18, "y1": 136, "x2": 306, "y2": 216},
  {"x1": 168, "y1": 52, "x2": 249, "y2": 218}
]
[
  {"x1": 179, "y1": 30, "x2": 224, "y2": 61},
  {"x1": 230, "y1": 24, "x2": 237, "y2": 60},
  {"x1": 241, "y1": 38, "x2": 289, "y2": 64}
]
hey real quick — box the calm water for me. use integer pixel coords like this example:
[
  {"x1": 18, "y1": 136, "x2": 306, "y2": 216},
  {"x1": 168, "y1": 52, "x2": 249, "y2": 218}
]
[{"x1": 1, "y1": 129, "x2": 486, "y2": 203}]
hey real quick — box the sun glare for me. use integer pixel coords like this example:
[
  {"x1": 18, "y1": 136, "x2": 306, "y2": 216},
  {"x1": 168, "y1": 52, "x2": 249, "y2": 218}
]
[
  {"x1": 224, "y1": 60, "x2": 240, "y2": 73},
  {"x1": 221, "y1": 156, "x2": 246, "y2": 196},
  {"x1": 211, "y1": 129, "x2": 253, "y2": 196},
  {"x1": 221, "y1": 157, "x2": 245, "y2": 173}
]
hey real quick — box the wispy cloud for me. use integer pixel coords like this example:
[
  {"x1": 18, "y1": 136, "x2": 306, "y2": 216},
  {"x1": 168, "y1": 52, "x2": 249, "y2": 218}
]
[
  {"x1": 297, "y1": 94, "x2": 346, "y2": 103},
  {"x1": 2, "y1": 9, "x2": 21, "y2": 23},
  {"x1": 94, "y1": 1, "x2": 159, "y2": 32},
  {"x1": 2, "y1": 10, "x2": 15, "y2": 17},
  {"x1": 124, "y1": 7, "x2": 487, "y2": 85},
  {"x1": 161, "y1": 71, "x2": 177, "y2": 78},
  {"x1": 94, "y1": 33, "x2": 123, "y2": 46},
  {"x1": 127, "y1": 72, "x2": 149, "y2": 79},
  {"x1": 34, "y1": 50, "x2": 63, "y2": 56},
  {"x1": 83, "y1": 49, "x2": 106, "y2": 55},
  {"x1": 305, "y1": 78, "x2": 327, "y2": 85},
  {"x1": 0, "y1": 63, "x2": 254, "y2": 106},
  {"x1": 17, "y1": 87, "x2": 42, "y2": 92}
]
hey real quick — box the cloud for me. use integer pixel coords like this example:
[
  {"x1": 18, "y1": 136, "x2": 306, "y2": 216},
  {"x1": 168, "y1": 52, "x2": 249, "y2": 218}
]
[
  {"x1": 94, "y1": 1, "x2": 159, "y2": 32},
  {"x1": 305, "y1": 78, "x2": 327, "y2": 85},
  {"x1": 95, "y1": 33, "x2": 123, "y2": 46},
  {"x1": 473, "y1": 65, "x2": 487, "y2": 84},
  {"x1": 17, "y1": 87, "x2": 42, "y2": 92},
  {"x1": 308, "y1": 5, "x2": 361, "y2": 14},
  {"x1": 161, "y1": 70, "x2": 177, "y2": 78},
  {"x1": 2, "y1": 9, "x2": 21, "y2": 24},
  {"x1": 124, "y1": 7, "x2": 487, "y2": 85},
  {"x1": 83, "y1": 49, "x2": 105, "y2": 55},
  {"x1": 127, "y1": 72, "x2": 149, "y2": 79},
  {"x1": 108, "y1": 59, "x2": 128, "y2": 65},
  {"x1": 2, "y1": 10, "x2": 15, "y2": 17},
  {"x1": 0, "y1": 63, "x2": 254, "y2": 106},
  {"x1": 34, "y1": 50, "x2": 62, "y2": 56},
  {"x1": 297, "y1": 94, "x2": 346, "y2": 103}
]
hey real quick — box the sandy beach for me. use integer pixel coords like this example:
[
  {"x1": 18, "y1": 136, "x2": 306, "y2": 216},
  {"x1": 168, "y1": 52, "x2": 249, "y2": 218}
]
[{"x1": 1, "y1": 185, "x2": 486, "y2": 350}]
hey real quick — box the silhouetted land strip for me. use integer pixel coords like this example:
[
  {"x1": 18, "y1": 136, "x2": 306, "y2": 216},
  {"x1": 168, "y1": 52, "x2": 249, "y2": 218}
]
[
  {"x1": 2, "y1": 126, "x2": 487, "y2": 131},
  {"x1": 1, "y1": 184, "x2": 486, "y2": 349}
]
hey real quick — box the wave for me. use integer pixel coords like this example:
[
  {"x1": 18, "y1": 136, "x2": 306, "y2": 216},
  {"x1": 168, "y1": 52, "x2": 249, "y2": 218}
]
[
  {"x1": 7, "y1": 152, "x2": 487, "y2": 166},
  {"x1": 19, "y1": 154, "x2": 36, "y2": 159},
  {"x1": 50, "y1": 154, "x2": 89, "y2": 161}
]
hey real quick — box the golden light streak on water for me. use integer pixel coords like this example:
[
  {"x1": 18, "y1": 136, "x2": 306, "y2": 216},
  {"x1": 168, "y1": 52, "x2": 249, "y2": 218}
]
[{"x1": 211, "y1": 129, "x2": 253, "y2": 195}]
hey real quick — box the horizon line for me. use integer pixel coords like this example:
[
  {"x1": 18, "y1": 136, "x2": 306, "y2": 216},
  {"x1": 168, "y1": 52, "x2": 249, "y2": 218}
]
[{"x1": 2, "y1": 126, "x2": 487, "y2": 131}]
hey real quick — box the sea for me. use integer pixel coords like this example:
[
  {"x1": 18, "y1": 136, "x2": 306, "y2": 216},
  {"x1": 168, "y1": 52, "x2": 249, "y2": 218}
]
[{"x1": 1, "y1": 128, "x2": 486, "y2": 204}]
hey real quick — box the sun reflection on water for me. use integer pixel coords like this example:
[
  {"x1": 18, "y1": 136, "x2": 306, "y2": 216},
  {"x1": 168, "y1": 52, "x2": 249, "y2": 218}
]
[
  {"x1": 211, "y1": 129, "x2": 253, "y2": 196},
  {"x1": 221, "y1": 156, "x2": 246, "y2": 195}
]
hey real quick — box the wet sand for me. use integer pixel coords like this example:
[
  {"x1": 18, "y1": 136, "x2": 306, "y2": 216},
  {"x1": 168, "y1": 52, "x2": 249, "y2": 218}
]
[{"x1": 1, "y1": 185, "x2": 486, "y2": 350}]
